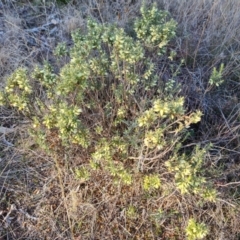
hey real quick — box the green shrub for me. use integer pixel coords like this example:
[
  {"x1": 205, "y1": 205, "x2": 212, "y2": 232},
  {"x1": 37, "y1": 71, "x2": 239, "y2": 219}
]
[
  {"x1": 185, "y1": 218, "x2": 208, "y2": 240},
  {"x1": 209, "y1": 63, "x2": 224, "y2": 87},
  {"x1": 0, "y1": 3, "x2": 216, "y2": 203}
]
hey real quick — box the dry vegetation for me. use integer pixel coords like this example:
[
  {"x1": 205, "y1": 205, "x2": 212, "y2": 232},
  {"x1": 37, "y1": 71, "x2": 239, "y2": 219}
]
[{"x1": 0, "y1": 0, "x2": 240, "y2": 239}]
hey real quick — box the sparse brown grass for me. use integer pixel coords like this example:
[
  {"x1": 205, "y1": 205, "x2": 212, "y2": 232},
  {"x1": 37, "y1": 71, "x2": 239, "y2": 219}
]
[{"x1": 1, "y1": 0, "x2": 240, "y2": 239}]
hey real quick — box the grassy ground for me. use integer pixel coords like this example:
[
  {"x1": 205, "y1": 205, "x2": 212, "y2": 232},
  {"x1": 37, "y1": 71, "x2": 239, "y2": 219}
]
[{"x1": 1, "y1": 0, "x2": 240, "y2": 239}]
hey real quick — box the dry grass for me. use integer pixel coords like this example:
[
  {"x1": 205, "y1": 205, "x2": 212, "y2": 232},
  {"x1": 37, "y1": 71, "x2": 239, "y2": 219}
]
[
  {"x1": 1, "y1": 0, "x2": 240, "y2": 239},
  {"x1": 161, "y1": 0, "x2": 240, "y2": 68}
]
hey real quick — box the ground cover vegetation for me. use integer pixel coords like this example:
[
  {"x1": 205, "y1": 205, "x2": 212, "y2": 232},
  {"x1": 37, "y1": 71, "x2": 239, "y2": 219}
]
[{"x1": 0, "y1": 0, "x2": 240, "y2": 239}]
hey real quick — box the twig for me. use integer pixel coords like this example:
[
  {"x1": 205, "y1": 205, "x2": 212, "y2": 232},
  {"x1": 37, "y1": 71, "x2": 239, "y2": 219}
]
[
  {"x1": 217, "y1": 181, "x2": 240, "y2": 187},
  {"x1": 3, "y1": 204, "x2": 16, "y2": 227},
  {"x1": 217, "y1": 198, "x2": 236, "y2": 208}
]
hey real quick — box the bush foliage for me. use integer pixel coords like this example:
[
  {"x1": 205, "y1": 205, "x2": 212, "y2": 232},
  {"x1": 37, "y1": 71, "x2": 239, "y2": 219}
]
[{"x1": 0, "y1": 4, "x2": 226, "y2": 239}]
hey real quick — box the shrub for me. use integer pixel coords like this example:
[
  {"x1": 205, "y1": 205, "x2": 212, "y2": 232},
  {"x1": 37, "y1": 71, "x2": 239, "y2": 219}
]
[
  {"x1": 185, "y1": 218, "x2": 208, "y2": 240},
  {"x1": 0, "y1": 2, "x2": 213, "y2": 194},
  {"x1": 209, "y1": 63, "x2": 225, "y2": 87},
  {"x1": 0, "y1": 4, "x2": 215, "y2": 237}
]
